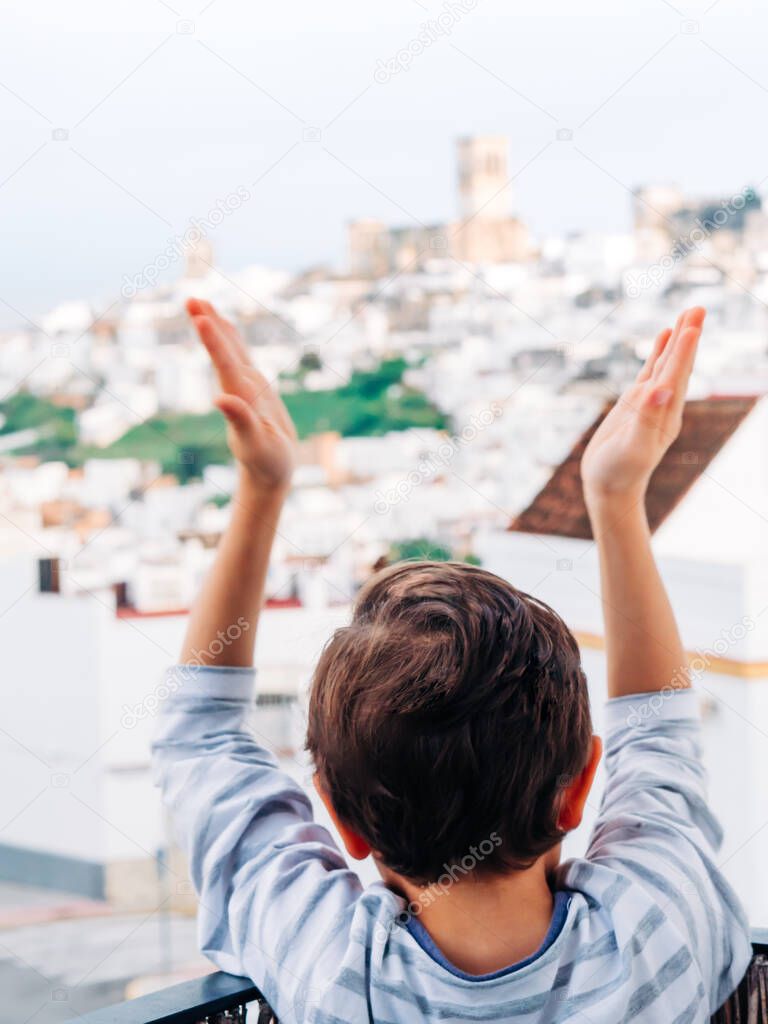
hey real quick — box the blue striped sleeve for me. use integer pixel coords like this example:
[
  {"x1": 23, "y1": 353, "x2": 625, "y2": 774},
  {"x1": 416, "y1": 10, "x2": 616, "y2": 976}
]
[
  {"x1": 584, "y1": 688, "x2": 751, "y2": 1013},
  {"x1": 150, "y1": 665, "x2": 367, "y2": 1024}
]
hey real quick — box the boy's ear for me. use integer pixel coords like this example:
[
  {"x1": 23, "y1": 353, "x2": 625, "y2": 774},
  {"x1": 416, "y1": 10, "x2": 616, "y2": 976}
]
[
  {"x1": 313, "y1": 775, "x2": 372, "y2": 861},
  {"x1": 557, "y1": 736, "x2": 603, "y2": 833}
]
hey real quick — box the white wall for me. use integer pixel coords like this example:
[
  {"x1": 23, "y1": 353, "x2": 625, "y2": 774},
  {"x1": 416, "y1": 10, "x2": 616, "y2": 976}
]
[
  {"x1": 0, "y1": 555, "x2": 350, "y2": 868},
  {"x1": 656, "y1": 397, "x2": 768, "y2": 564},
  {"x1": 0, "y1": 557, "x2": 108, "y2": 862}
]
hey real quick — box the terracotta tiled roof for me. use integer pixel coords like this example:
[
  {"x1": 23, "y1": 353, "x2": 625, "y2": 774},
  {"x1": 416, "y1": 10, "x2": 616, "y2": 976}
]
[{"x1": 510, "y1": 396, "x2": 759, "y2": 540}]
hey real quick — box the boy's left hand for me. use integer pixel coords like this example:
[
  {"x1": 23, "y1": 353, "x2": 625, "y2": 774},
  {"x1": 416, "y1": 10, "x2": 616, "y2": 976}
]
[
  {"x1": 187, "y1": 298, "x2": 298, "y2": 494},
  {"x1": 581, "y1": 306, "x2": 706, "y2": 509}
]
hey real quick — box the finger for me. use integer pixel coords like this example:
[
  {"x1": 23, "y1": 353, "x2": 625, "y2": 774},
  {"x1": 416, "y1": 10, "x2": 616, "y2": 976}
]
[
  {"x1": 684, "y1": 306, "x2": 706, "y2": 329},
  {"x1": 187, "y1": 298, "x2": 251, "y2": 364},
  {"x1": 245, "y1": 364, "x2": 275, "y2": 398},
  {"x1": 637, "y1": 328, "x2": 672, "y2": 382},
  {"x1": 270, "y1": 391, "x2": 298, "y2": 440},
  {"x1": 189, "y1": 299, "x2": 232, "y2": 342},
  {"x1": 652, "y1": 307, "x2": 705, "y2": 378},
  {"x1": 215, "y1": 393, "x2": 257, "y2": 435},
  {"x1": 213, "y1": 310, "x2": 251, "y2": 364},
  {"x1": 216, "y1": 397, "x2": 278, "y2": 467},
  {"x1": 191, "y1": 310, "x2": 289, "y2": 431},
  {"x1": 241, "y1": 365, "x2": 295, "y2": 435},
  {"x1": 186, "y1": 297, "x2": 210, "y2": 317},
  {"x1": 655, "y1": 325, "x2": 702, "y2": 414},
  {"x1": 651, "y1": 311, "x2": 687, "y2": 378},
  {"x1": 193, "y1": 315, "x2": 255, "y2": 401}
]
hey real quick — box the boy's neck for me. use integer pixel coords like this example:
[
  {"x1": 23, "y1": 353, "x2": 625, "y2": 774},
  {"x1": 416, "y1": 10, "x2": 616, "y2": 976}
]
[{"x1": 388, "y1": 851, "x2": 560, "y2": 976}]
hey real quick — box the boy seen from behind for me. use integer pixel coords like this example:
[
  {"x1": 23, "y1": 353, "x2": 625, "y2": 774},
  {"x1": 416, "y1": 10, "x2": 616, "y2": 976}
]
[{"x1": 152, "y1": 303, "x2": 750, "y2": 1023}]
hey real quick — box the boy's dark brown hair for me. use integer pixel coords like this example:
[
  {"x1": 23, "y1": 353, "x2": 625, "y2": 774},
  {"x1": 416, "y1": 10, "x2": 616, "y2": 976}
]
[{"x1": 306, "y1": 561, "x2": 592, "y2": 884}]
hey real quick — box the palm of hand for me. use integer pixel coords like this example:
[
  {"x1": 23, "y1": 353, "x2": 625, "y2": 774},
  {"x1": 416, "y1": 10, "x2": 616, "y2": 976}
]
[
  {"x1": 224, "y1": 371, "x2": 297, "y2": 489},
  {"x1": 581, "y1": 307, "x2": 706, "y2": 501}
]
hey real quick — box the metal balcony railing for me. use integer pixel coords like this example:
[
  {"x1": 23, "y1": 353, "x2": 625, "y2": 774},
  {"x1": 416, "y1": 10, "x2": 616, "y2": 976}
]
[
  {"x1": 71, "y1": 933, "x2": 768, "y2": 1024},
  {"x1": 712, "y1": 932, "x2": 768, "y2": 1024},
  {"x1": 72, "y1": 972, "x2": 271, "y2": 1024}
]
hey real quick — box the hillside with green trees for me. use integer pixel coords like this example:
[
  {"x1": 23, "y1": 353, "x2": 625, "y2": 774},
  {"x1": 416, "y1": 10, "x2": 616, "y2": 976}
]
[
  {"x1": 388, "y1": 539, "x2": 481, "y2": 565},
  {"x1": 0, "y1": 393, "x2": 77, "y2": 462},
  {"x1": 0, "y1": 358, "x2": 447, "y2": 480}
]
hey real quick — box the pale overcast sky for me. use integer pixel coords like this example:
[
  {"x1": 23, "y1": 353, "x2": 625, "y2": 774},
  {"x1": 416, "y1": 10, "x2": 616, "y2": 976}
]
[{"x1": 1, "y1": 0, "x2": 766, "y2": 325}]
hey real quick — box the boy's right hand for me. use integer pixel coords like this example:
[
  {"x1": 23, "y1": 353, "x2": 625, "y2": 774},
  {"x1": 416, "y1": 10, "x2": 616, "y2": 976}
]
[
  {"x1": 581, "y1": 307, "x2": 706, "y2": 511},
  {"x1": 187, "y1": 297, "x2": 298, "y2": 496}
]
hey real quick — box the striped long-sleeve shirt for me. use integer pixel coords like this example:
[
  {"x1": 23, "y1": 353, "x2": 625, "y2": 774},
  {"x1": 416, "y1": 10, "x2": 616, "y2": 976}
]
[{"x1": 152, "y1": 666, "x2": 751, "y2": 1023}]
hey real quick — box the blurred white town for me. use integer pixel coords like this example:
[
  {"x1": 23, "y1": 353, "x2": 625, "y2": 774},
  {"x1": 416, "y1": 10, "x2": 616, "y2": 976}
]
[{"x1": 4, "y1": 136, "x2": 768, "y2": 1013}]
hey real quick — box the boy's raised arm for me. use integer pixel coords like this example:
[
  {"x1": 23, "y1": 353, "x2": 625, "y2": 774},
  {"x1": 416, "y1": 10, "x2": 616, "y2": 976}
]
[
  {"x1": 154, "y1": 300, "x2": 366, "y2": 1011},
  {"x1": 179, "y1": 298, "x2": 297, "y2": 666},
  {"x1": 576, "y1": 307, "x2": 752, "y2": 1014},
  {"x1": 581, "y1": 307, "x2": 706, "y2": 698}
]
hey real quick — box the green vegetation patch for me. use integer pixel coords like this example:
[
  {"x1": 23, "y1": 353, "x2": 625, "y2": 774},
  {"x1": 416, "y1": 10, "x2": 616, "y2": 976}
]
[
  {"x1": 0, "y1": 392, "x2": 77, "y2": 462},
  {"x1": 2, "y1": 359, "x2": 446, "y2": 480},
  {"x1": 389, "y1": 538, "x2": 481, "y2": 565}
]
